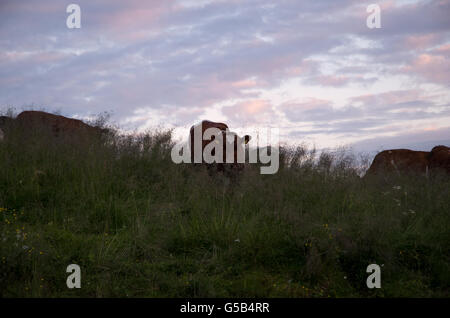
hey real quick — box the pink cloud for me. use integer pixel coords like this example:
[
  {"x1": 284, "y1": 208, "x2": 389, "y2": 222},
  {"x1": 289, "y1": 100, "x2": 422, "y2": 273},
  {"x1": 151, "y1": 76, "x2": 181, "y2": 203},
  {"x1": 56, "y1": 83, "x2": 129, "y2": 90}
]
[
  {"x1": 221, "y1": 99, "x2": 275, "y2": 124},
  {"x1": 403, "y1": 51, "x2": 450, "y2": 85},
  {"x1": 282, "y1": 98, "x2": 330, "y2": 111},
  {"x1": 280, "y1": 98, "x2": 333, "y2": 122},
  {"x1": 184, "y1": 75, "x2": 255, "y2": 107},
  {"x1": 403, "y1": 33, "x2": 441, "y2": 50},
  {"x1": 423, "y1": 125, "x2": 439, "y2": 132},
  {"x1": 314, "y1": 75, "x2": 350, "y2": 87},
  {"x1": 0, "y1": 50, "x2": 67, "y2": 65},
  {"x1": 0, "y1": 1, "x2": 62, "y2": 14},
  {"x1": 93, "y1": 1, "x2": 176, "y2": 41},
  {"x1": 351, "y1": 89, "x2": 424, "y2": 106},
  {"x1": 242, "y1": 100, "x2": 271, "y2": 115},
  {"x1": 231, "y1": 78, "x2": 259, "y2": 89},
  {"x1": 434, "y1": 43, "x2": 450, "y2": 54},
  {"x1": 285, "y1": 60, "x2": 317, "y2": 77},
  {"x1": 104, "y1": 8, "x2": 164, "y2": 29}
]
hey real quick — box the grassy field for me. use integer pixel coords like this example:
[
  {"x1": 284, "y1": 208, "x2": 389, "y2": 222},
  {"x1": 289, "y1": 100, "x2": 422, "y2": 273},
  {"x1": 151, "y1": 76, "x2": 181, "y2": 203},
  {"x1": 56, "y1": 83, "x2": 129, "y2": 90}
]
[{"x1": 1, "y1": 116, "x2": 449, "y2": 297}]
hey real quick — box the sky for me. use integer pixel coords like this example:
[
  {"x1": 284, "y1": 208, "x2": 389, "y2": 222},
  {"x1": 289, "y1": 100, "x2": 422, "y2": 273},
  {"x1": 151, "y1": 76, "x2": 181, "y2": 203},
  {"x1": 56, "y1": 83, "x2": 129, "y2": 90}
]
[{"x1": 0, "y1": 0, "x2": 449, "y2": 154}]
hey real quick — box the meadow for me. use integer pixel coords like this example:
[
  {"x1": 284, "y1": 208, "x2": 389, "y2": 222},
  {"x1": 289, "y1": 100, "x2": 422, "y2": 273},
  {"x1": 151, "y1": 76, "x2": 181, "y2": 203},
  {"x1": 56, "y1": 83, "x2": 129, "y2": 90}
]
[{"x1": 0, "y1": 114, "x2": 449, "y2": 297}]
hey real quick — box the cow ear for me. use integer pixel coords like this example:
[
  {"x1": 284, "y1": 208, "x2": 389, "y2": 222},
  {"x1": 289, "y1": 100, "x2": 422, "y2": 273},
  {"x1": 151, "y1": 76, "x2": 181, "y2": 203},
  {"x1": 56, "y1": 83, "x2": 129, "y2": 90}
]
[{"x1": 244, "y1": 135, "x2": 251, "y2": 144}]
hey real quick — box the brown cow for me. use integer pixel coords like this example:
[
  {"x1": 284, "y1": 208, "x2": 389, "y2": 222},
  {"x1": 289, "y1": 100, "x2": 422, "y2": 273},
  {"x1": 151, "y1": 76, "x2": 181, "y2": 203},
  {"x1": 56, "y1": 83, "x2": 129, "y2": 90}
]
[
  {"x1": 189, "y1": 120, "x2": 251, "y2": 173},
  {"x1": 429, "y1": 145, "x2": 450, "y2": 175},
  {"x1": 16, "y1": 111, "x2": 106, "y2": 137},
  {"x1": 365, "y1": 149, "x2": 430, "y2": 177},
  {"x1": 0, "y1": 111, "x2": 107, "y2": 143}
]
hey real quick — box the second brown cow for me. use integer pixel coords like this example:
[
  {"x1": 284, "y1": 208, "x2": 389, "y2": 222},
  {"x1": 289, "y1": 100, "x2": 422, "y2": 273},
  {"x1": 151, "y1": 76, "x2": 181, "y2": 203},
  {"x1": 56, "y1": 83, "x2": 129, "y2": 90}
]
[{"x1": 365, "y1": 145, "x2": 450, "y2": 177}]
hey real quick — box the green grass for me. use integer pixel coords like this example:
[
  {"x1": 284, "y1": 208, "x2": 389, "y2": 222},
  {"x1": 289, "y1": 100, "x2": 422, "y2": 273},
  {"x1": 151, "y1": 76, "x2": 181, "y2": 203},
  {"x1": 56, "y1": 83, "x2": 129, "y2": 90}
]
[{"x1": 0, "y1": 116, "x2": 449, "y2": 297}]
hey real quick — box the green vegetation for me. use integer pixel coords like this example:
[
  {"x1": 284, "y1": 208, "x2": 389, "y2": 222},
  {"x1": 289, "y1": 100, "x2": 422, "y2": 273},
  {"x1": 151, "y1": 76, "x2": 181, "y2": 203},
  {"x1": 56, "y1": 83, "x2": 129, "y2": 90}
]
[{"x1": 1, "y1": 113, "x2": 449, "y2": 297}]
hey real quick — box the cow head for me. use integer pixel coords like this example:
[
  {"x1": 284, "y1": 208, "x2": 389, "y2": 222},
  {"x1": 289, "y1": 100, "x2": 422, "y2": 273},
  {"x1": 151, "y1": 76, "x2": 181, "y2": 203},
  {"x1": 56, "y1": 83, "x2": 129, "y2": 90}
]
[{"x1": 222, "y1": 130, "x2": 251, "y2": 164}]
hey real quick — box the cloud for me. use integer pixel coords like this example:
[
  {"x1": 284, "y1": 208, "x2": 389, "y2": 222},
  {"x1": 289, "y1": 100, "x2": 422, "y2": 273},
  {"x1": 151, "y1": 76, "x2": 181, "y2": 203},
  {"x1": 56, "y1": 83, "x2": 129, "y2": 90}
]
[
  {"x1": 0, "y1": 0, "x2": 449, "y2": 152},
  {"x1": 402, "y1": 46, "x2": 450, "y2": 84},
  {"x1": 403, "y1": 33, "x2": 442, "y2": 50},
  {"x1": 351, "y1": 126, "x2": 450, "y2": 153},
  {"x1": 221, "y1": 99, "x2": 276, "y2": 125}
]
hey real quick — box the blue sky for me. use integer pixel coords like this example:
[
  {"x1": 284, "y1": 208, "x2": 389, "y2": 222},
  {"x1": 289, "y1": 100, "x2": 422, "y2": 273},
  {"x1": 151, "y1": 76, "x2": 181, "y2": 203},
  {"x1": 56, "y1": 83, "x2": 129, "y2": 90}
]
[{"x1": 1, "y1": 0, "x2": 449, "y2": 153}]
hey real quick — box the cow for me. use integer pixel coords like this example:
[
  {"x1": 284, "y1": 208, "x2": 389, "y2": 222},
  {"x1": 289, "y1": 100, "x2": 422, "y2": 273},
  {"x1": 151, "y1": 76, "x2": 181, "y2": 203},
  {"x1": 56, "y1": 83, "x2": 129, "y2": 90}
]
[
  {"x1": 16, "y1": 111, "x2": 106, "y2": 137},
  {"x1": 0, "y1": 111, "x2": 108, "y2": 144},
  {"x1": 365, "y1": 149, "x2": 430, "y2": 177},
  {"x1": 429, "y1": 145, "x2": 450, "y2": 175},
  {"x1": 189, "y1": 120, "x2": 251, "y2": 174}
]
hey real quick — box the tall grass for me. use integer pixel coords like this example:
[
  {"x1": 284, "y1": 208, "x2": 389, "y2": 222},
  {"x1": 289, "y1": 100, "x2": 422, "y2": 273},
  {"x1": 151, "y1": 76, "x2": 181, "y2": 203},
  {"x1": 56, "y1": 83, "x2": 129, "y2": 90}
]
[{"x1": 0, "y1": 114, "x2": 449, "y2": 297}]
